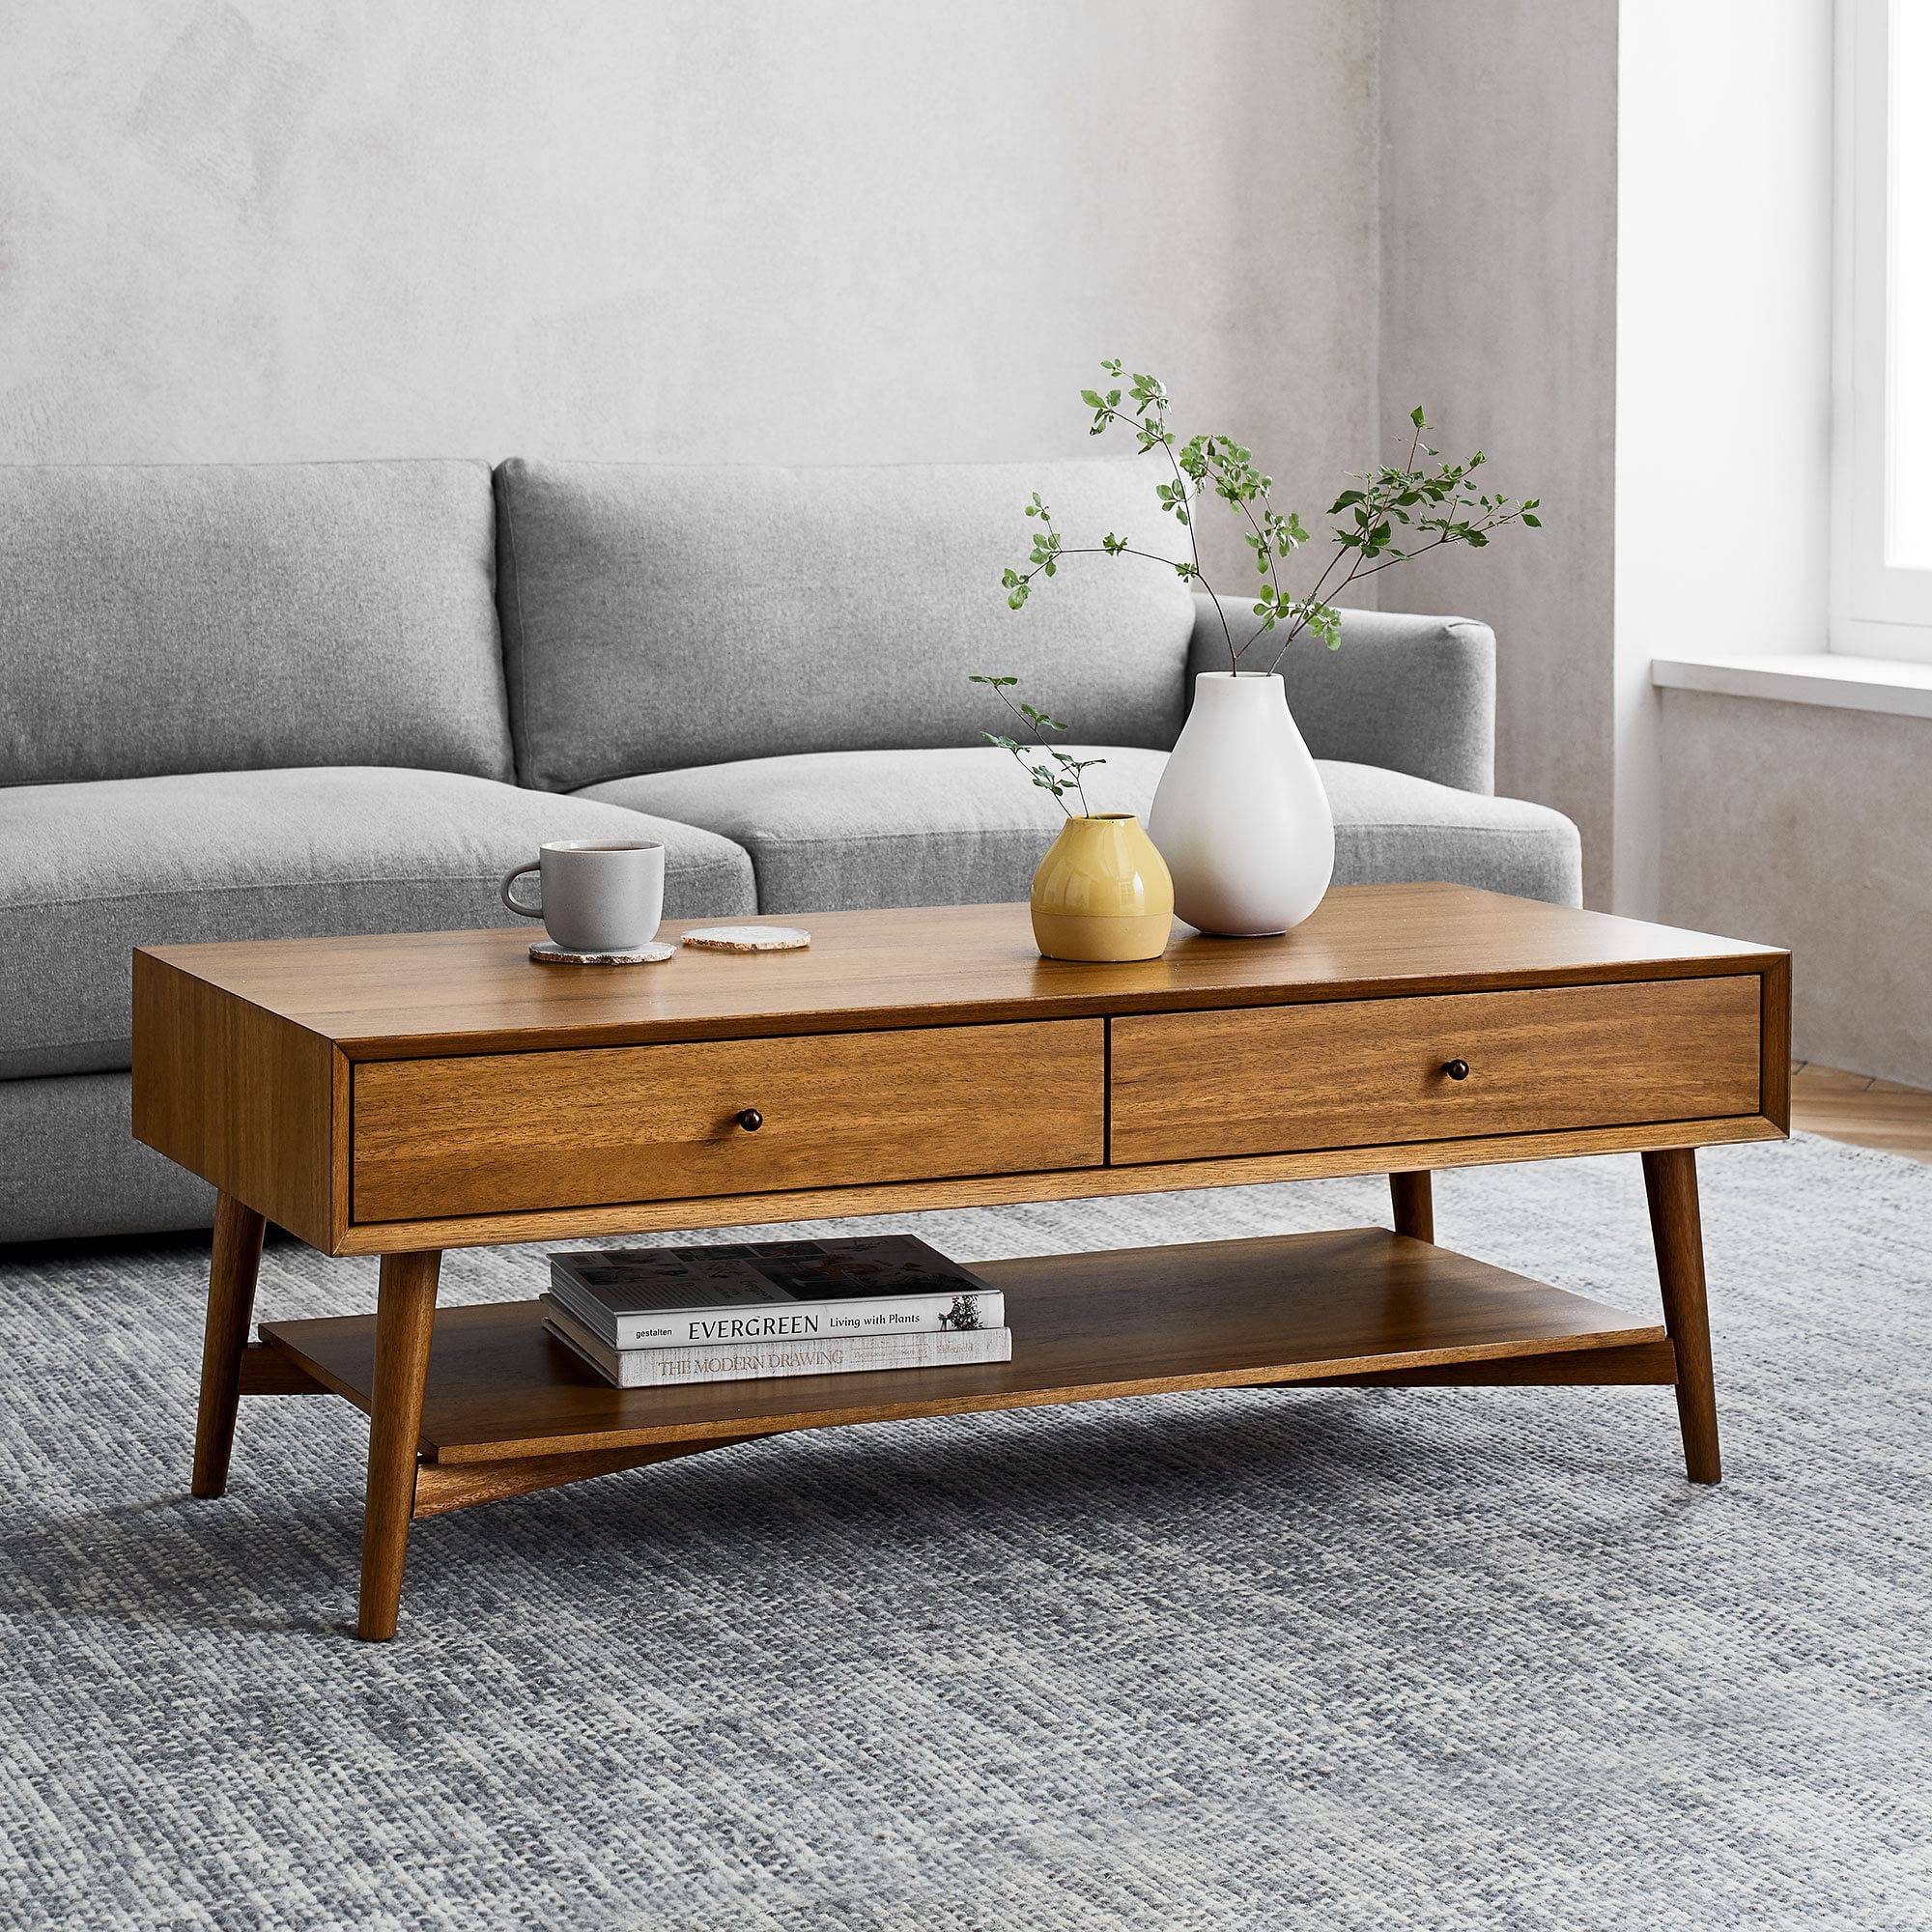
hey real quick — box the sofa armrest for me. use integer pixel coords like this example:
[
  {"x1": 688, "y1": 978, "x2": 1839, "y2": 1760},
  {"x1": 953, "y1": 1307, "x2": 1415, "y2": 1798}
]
[{"x1": 1185, "y1": 593, "x2": 1496, "y2": 795}]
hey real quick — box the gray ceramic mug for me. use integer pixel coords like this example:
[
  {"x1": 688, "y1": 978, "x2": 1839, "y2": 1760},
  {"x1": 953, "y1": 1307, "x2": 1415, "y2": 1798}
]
[{"x1": 500, "y1": 839, "x2": 666, "y2": 953}]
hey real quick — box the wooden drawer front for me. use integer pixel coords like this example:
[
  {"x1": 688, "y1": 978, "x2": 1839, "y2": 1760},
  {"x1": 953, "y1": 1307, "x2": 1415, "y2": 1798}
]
[
  {"x1": 352, "y1": 1019, "x2": 1103, "y2": 1223},
  {"x1": 1110, "y1": 977, "x2": 1762, "y2": 1166}
]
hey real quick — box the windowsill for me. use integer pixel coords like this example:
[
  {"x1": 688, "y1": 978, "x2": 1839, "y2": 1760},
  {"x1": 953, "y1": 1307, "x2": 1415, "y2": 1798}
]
[{"x1": 1650, "y1": 651, "x2": 1932, "y2": 721}]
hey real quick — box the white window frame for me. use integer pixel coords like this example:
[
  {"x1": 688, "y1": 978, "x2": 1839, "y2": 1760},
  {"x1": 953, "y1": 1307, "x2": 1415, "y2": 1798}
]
[{"x1": 1833, "y1": 0, "x2": 1932, "y2": 660}]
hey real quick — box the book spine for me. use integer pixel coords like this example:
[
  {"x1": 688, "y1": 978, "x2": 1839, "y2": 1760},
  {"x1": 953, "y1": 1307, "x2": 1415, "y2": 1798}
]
[
  {"x1": 544, "y1": 1319, "x2": 1012, "y2": 1389},
  {"x1": 548, "y1": 1279, "x2": 1006, "y2": 1350}
]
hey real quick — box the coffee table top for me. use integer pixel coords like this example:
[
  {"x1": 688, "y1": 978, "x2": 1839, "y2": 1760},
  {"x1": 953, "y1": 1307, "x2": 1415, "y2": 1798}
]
[{"x1": 136, "y1": 884, "x2": 1783, "y2": 1063}]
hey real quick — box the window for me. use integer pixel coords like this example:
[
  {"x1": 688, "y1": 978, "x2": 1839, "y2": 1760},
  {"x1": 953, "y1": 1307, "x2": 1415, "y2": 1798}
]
[{"x1": 1835, "y1": 0, "x2": 1932, "y2": 656}]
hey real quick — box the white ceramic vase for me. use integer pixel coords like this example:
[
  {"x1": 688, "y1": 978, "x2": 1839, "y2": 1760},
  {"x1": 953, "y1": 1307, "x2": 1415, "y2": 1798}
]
[{"x1": 1147, "y1": 671, "x2": 1335, "y2": 936}]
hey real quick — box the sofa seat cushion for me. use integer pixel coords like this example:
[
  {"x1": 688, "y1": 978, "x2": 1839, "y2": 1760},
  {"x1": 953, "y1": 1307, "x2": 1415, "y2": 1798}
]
[
  {"x1": 0, "y1": 768, "x2": 754, "y2": 1079},
  {"x1": 578, "y1": 747, "x2": 1582, "y2": 916},
  {"x1": 581, "y1": 747, "x2": 1169, "y2": 915}
]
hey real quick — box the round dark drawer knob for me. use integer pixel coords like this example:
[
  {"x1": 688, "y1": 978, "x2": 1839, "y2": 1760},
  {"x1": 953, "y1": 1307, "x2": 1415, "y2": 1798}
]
[
  {"x1": 735, "y1": 1108, "x2": 764, "y2": 1132},
  {"x1": 1441, "y1": 1058, "x2": 1470, "y2": 1082}
]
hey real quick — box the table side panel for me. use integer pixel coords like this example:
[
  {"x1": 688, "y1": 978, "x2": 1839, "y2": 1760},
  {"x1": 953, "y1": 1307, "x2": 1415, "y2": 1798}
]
[
  {"x1": 351, "y1": 1018, "x2": 1104, "y2": 1224},
  {"x1": 1110, "y1": 976, "x2": 1763, "y2": 1167},
  {"x1": 130, "y1": 951, "x2": 342, "y2": 1248},
  {"x1": 1760, "y1": 953, "x2": 1793, "y2": 1129}
]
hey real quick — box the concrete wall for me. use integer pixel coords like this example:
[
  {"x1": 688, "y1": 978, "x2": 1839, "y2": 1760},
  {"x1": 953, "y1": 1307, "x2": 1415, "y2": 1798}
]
[
  {"x1": 1378, "y1": 2, "x2": 1620, "y2": 901},
  {"x1": 1661, "y1": 693, "x2": 1932, "y2": 1084},
  {"x1": 5, "y1": 0, "x2": 1625, "y2": 815},
  {"x1": 0, "y1": 0, "x2": 1378, "y2": 592},
  {"x1": 7, "y1": 3, "x2": 1736, "y2": 947}
]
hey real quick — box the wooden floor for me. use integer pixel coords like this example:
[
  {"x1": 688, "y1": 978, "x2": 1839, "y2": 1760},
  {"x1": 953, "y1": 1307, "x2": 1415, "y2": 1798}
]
[{"x1": 1790, "y1": 1062, "x2": 1932, "y2": 1165}]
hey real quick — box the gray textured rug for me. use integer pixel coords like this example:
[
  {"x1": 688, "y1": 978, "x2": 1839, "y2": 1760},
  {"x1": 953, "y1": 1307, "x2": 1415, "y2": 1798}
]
[{"x1": 2, "y1": 1135, "x2": 1929, "y2": 1930}]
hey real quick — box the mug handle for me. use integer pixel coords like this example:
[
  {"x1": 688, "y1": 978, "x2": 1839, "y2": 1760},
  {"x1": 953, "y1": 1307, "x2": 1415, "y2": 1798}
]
[{"x1": 499, "y1": 863, "x2": 544, "y2": 919}]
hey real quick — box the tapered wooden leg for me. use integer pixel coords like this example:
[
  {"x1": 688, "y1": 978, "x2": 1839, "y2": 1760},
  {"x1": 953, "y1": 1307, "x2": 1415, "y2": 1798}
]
[
  {"x1": 357, "y1": 1250, "x2": 441, "y2": 1641},
  {"x1": 1389, "y1": 1170, "x2": 1434, "y2": 1243},
  {"x1": 1642, "y1": 1148, "x2": 1720, "y2": 1484},
  {"x1": 191, "y1": 1192, "x2": 268, "y2": 1497}
]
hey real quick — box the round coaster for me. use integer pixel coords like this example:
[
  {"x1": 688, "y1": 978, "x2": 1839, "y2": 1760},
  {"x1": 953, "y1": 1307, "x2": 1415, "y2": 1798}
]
[
  {"x1": 682, "y1": 923, "x2": 811, "y2": 953},
  {"x1": 529, "y1": 940, "x2": 676, "y2": 967}
]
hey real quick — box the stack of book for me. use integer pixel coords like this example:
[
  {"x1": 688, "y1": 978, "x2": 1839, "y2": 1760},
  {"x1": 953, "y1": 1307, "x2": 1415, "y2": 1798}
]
[{"x1": 542, "y1": 1235, "x2": 1013, "y2": 1388}]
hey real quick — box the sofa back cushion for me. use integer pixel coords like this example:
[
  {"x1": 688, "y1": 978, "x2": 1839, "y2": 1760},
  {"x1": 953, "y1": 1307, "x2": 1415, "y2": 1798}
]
[
  {"x1": 0, "y1": 460, "x2": 513, "y2": 786},
  {"x1": 495, "y1": 458, "x2": 1194, "y2": 792}
]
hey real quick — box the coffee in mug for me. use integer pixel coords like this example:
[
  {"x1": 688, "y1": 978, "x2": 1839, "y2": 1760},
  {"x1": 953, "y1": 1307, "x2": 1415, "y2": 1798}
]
[{"x1": 500, "y1": 840, "x2": 666, "y2": 953}]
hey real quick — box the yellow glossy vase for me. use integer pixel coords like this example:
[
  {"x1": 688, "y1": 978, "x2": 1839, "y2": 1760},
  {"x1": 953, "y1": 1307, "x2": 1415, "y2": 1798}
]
[{"x1": 1030, "y1": 812, "x2": 1175, "y2": 962}]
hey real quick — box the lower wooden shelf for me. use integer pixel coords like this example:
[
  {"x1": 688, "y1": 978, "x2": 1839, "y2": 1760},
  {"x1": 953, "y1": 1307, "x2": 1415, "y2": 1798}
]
[{"x1": 259, "y1": 1227, "x2": 1673, "y2": 1468}]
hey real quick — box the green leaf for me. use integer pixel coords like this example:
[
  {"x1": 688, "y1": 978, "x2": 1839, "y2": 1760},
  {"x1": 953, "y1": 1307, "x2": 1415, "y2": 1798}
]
[{"x1": 1410, "y1": 405, "x2": 1427, "y2": 427}]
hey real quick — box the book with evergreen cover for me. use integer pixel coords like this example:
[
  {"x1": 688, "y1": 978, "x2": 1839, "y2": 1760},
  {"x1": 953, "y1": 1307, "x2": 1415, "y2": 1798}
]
[
  {"x1": 541, "y1": 1296, "x2": 1013, "y2": 1389},
  {"x1": 547, "y1": 1236, "x2": 1004, "y2": 1350}
]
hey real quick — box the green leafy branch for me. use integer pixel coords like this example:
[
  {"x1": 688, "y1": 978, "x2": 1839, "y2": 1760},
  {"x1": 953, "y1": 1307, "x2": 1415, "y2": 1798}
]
[
  {"x1": 1001, "y1": 489, "x2": 1191, "y2": 611},
  {"x1": 993, "y1": 368, "x2": 1541, "y2": 677},
  {"x1": 966, "y1": 673, "x2": 1106, "y2": 817},
  {"x1": 1258, "y1": 406, "x2": 1540, "y2": 670}
]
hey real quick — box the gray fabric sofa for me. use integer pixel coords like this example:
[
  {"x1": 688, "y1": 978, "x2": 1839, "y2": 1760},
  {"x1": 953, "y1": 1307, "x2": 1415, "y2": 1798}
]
[{"x1": 0, "y1": 456, "x2": 1580, "y2": 1243}]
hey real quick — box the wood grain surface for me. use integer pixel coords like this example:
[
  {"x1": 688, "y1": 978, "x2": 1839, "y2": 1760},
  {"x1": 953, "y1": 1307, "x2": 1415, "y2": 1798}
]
[
  {"x1": 1643, "y1": 1147, "x2": 1721, "y2": 1483},
  {"x1": 1110, "y1": 977, "x2": 1762, "y2": 1165},
  {"x1": 136, "y1": 886, "x2": 1786, "y2": 1063},
  {"x1": 1789, "y1": 1060, "x2": 1932, "y2": 1162},
  {"x1": 259, "y1": 1228, "x2": 1668, "y2": 1463},
  {"x1": 134, "y1": 889, "x2": 1788, "y2": 1255},
  {"x1": 351, "y1": 1019, "x2": 1103, "y2": 1222},
  {"x1": 189, "y1": 1193, "x2": 267, "y2": 1496},
  {"x1": 131, "y1": 952, "x2": 344, "y2": 1249},
  {"x1": 356, "y1": 1249, "x2": 441, "y2": 1641},
  {"x1": 332, "y1": 1112, "x2": 1783, "y2": 1255}
]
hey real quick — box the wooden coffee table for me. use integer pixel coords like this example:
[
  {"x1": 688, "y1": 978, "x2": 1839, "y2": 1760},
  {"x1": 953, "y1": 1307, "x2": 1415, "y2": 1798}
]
[{"x1": 132, "y1": 886, "x2": 1789, "y2": 1640}]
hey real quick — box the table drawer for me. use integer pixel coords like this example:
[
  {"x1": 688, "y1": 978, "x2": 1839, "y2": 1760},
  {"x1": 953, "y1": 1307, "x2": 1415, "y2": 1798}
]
[
  {"x1": 353, "y1": 1019, "x2": 1103, "y2": 1223},
  {"x1": 1110, "y1": 977, "x2": 1763, "y2": 1166}
]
